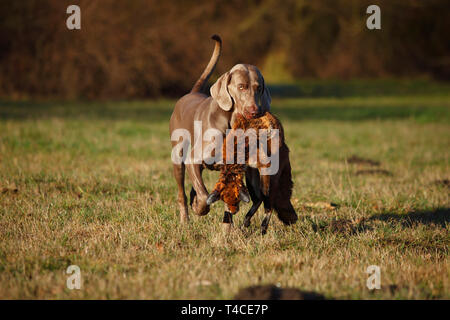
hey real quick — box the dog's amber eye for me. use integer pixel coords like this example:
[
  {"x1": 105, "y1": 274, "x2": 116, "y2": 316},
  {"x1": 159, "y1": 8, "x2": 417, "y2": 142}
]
[{"x1": 238, "y1": 84, "x2": 247, "y2": 91}]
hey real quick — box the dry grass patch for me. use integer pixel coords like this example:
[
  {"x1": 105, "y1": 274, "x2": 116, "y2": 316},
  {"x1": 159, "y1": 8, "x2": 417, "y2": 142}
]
[{"x1": 0, "y1": 97, "x2": 449, "y2": 299}]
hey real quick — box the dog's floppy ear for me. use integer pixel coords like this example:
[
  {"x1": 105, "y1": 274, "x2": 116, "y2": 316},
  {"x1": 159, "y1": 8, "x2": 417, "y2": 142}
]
[
  {"x1": 260, "y1": 77, "x2": 271, "y2": 112},
  {"x1": 210, "y1": 72, "x2": 233, "y2": 111}
]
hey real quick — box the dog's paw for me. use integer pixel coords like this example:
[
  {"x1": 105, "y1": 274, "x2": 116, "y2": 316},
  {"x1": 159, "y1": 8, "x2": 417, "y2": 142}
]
[{"x1": 191, "y1": 195, "x2": 210, "y2": 216}]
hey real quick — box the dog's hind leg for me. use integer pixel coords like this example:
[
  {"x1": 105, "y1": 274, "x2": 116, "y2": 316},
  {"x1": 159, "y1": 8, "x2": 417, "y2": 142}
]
[
  {"x1": 189, "y1": 187, "x2": 196, "y2": 207},
  {"x1": 173, "y1": 163, "x2": 189, "y2": 223}
]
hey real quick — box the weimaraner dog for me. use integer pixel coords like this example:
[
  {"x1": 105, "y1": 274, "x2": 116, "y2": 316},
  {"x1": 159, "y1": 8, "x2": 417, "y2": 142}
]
[{"x1": 169, "y1": 35, "x2": 271, "y2": 225}]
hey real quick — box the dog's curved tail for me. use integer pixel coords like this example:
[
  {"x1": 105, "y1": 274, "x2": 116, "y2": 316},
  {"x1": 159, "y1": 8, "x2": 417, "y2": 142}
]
[{"x1": 191, "y1": 35, "x2": 222, "y2": 94}]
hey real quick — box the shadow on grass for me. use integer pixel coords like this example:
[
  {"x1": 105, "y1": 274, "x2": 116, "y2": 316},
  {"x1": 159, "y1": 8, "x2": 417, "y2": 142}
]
[
  {"x1": 309, "y1": 217, "x2": 372, "y2": 236},
  {"x1": 273, "y1": 105, "x2": 448, "y2": 122},
  {"x1": 0, "y1": 100, "x2": 172, "y2": 123},
  {"x1": 308, "y1": 208, "x2": 449, "y2": 237},
  {"x1": 369, "y1": 208, "x2": 450, "y2": 228},
  {"x1": 1, "y1": 99, "x2": 448, "y2": 123},
  {"x1": 234, "y1": 285, "x2": 326, "y2": 300}
]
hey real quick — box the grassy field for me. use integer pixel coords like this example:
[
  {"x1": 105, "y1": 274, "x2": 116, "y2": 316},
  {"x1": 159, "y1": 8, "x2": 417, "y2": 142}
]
[{"x1": 0, "y1": 93, "x2": 449, "y2": 299}]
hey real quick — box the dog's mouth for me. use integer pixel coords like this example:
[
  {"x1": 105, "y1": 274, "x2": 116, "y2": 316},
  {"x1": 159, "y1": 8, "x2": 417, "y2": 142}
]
[{"x1": 243, "y1": 110, "x2": 260, "y2": 120}]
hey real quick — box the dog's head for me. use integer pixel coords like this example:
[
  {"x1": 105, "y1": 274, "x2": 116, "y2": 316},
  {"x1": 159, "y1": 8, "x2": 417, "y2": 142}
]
[{"x1": 210, "y1": 64, "x2": 271, "y2": 120}]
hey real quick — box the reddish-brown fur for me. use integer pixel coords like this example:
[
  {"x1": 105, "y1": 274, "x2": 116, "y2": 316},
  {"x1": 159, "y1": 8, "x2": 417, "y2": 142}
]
[
  {"x1": 210, "y1": 165, "x2": 246, "y2": 214},
  {"x1": 209, "y1": 115, "x2": 248, "y2": 214},
  {"x1": 210, "y1": 112, "x2": 294, "y2": 220}
]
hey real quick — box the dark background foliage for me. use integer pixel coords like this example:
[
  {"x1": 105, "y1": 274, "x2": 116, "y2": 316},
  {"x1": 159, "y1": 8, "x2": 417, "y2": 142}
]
[{"x1": 0, "y1": 0, "x2": 449, "y2": 99}]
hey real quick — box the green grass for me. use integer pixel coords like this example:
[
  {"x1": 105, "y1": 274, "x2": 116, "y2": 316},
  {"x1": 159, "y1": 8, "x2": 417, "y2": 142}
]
[
  {"x1": 0, "y1": 94, "x2": 449, "y2": 299},
  {"x1": 269, "y1": 78, "x2": 450, "y2": 98}
]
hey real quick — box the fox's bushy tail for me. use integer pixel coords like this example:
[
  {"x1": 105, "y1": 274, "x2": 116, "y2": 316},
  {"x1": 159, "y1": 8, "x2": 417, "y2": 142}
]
[{"x1": 273, "y1": 153, "x2": 298, "y2": 225}]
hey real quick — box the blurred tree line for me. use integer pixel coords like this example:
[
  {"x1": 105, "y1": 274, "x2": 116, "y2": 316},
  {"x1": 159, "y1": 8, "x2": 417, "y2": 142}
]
[{"x1": 0, "y1": 0, "x2": 448, "y2": 100}]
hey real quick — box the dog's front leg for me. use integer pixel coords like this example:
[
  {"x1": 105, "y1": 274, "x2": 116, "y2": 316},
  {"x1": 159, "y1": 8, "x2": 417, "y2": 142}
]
[
  {"x1": 260, "y1": 197, "x2": 272, "y2": 235},
  {"x1": 186, "y1": 163, "x2": 210, "y2": 216}
]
